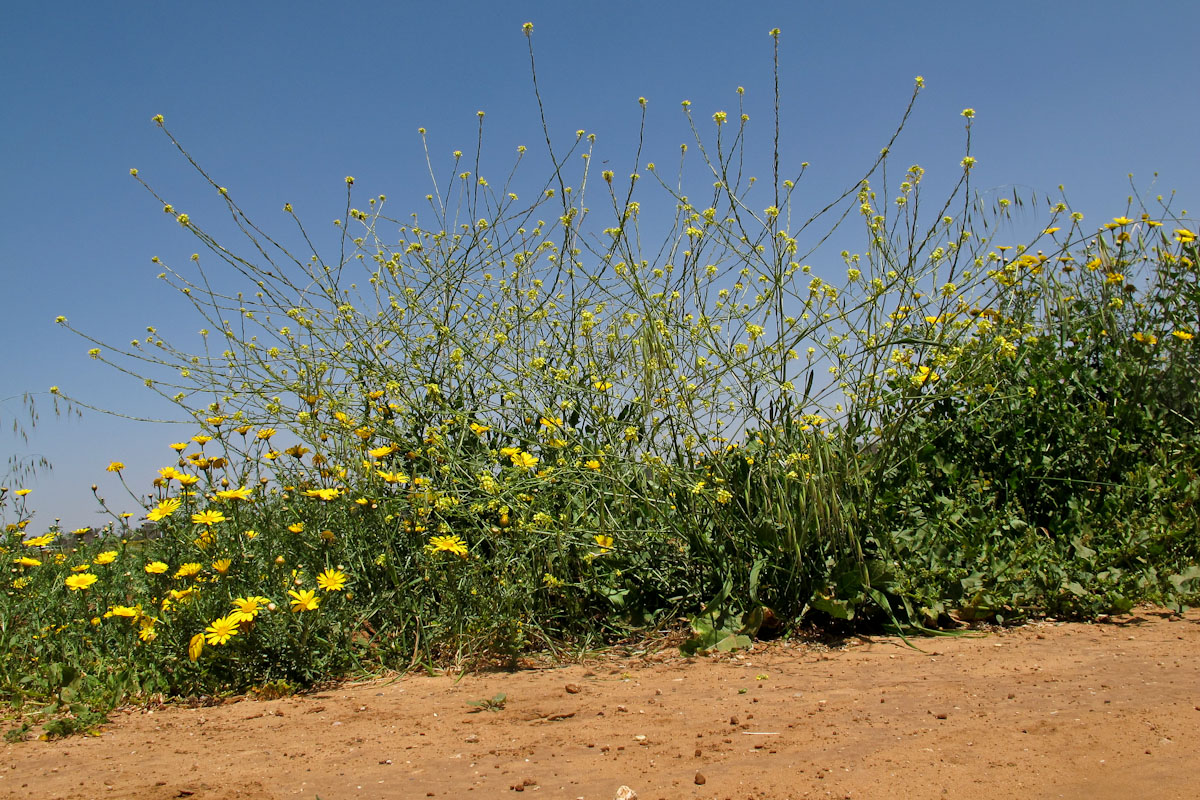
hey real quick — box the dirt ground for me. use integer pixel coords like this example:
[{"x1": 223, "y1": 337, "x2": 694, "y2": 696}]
[{"x1": 3, "y1": 608, "x2": 1199, "y2": 800}]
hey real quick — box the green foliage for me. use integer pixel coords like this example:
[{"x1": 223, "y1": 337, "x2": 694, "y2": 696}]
[
  {"x1": 467, "y1": 692, "x2": 507, "y2": 712},
  {"x1": 869, "y1": 218, "x2": 1200, "y2": 623}
]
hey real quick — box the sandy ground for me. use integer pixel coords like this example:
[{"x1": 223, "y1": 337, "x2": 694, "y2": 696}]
[{"x1": 3, "y1": 608, "x2": 1199, "y2": 800}]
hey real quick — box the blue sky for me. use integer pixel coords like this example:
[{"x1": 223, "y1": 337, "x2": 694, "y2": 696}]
[{"x1": 3, "y1": 1, "x2": 1197, "y2": 529}]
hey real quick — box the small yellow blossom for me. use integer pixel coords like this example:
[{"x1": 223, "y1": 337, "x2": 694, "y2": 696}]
[
  {"x1": 146, "y1": 497, "x2": 182, "y2": 521},
  {"x1": 510, "y1": 451, "x2": 539, "y2": 469},
  {"x1": 104, "y1": 605, "x2": 141, "y2": 620},
  {"x1": 158, "y1": 466, "x2": 185, "y2": 481},
  {"x1": 65, "y1": 573, "x2": 99, "y2": 591},
  {"x1": 316, "y1": 568, "x2": 348, "y2": 592},
  {"x1": 191, "y1": 509, "x2": 227, "y2": 526},
  {"x1": 231, "y1": 595, "x2": 271, "y2": 621},
  {"x1": 911, "y1": 365, "x2": 940, "y2": 386},
  {"x1": 204, "y1": 614, "x2": 240, "y2": 645},
  {"x1": 288, "y1": 589, "x2": 320, "y2": 612},
  {"x1": 188, "y1": 633, "x2": 205, "y2": 661},
  {"x1": 426, "y1": 534, "x2": 469, "y2": 557}
]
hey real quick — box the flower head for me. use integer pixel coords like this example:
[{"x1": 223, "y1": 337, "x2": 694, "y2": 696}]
[
  {"x1": 911, "y1": 365, "x2": 940, "y2": 387},
  {"x1": 510, "y1": 451, "x2": 539, "y2": 469},
  {"x1": 205, "y1": 614, "x2": 241, "y2": 645},
  {"x1": 427, "y1": 534, "x2": 469, "y2": 557},
  {"x1": 104, "y1": 605, "x2": 142, "y2": 621},
  {"x1": 288, "y1": 588, "x2": 320, "y2": 612},
  {"x1": 106, "y1": 461, "x2": 125, "y2": 472},
  {"x1": 158, "y1": 466, "x2": 185, "y2": 482},
  {"x1": 145, "y1": 561, "x2": 169, "y2": 574},
  {"x1": 316, "y1": 568, "x2": 348, "y2": 592},
  {"x1": 188, "y1": 633, "x2": 204, "y2": 661},
  {"x1": 191, "y1": 509, "x2": 227, "y2": 526},
  {"x1": 231, "y1": 595, "x2": 271, "y2": 621},
  {"x1": 65, "y1": 573, "x2": 99, "y2": 591}
]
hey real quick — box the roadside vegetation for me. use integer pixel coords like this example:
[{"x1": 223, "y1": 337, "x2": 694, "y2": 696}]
[{"x1": 4, "y1": 24, "x2": 1197, "y2": 739}]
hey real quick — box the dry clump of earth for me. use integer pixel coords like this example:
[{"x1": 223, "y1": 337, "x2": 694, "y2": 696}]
[{"x1": 3, "y1": 607, "x2": 1199, "y2": 799}]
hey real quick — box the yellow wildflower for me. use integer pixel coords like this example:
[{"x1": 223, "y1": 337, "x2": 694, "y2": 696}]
[
  {"x1": 146, "y1": 497, "x2": 182, "y2": 521},
  {"x1": 204, "y1": 615, "x2": 240, "y2": 645},
  {"x1": 191, "y1": 509, "x2": 227, "y2": 526},
  {"x1": 65, "y1": 573, "x2": 99, "y2": 591},
  {"x1": 426, "y1": 534, "x2": 469, "y2": 557},
  {"x1": 288, "y1": 589, "x2": 320, "y2": 612},
  {"x1": 188, "y1": 633, "x2": 205, "y2": 661},
  {"x1": 316, "y1": 568, "x2": 348, "y2": 592},
  {"x1": 510, "y1": 451, "x2": 538, "y2": 469}
]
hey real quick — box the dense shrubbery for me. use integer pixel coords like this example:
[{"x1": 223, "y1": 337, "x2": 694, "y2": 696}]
[{"x1": 3, "y1": 25, "x2": 1197, "y2": 735}]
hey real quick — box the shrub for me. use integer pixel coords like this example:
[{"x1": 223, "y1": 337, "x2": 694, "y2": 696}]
[{"x1": 2, "y1": 25, "x2": 1196, "y2": 731}]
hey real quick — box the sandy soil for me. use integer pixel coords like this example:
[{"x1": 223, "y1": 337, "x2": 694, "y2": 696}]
[{"x1": 3, "y1": 608, "x2": 1199, "y2": 800}]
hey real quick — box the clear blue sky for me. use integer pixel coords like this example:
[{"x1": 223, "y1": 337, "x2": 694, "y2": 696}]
[{"x1": 3, "y1": 1, "x2": 1197, "y2": 530}]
